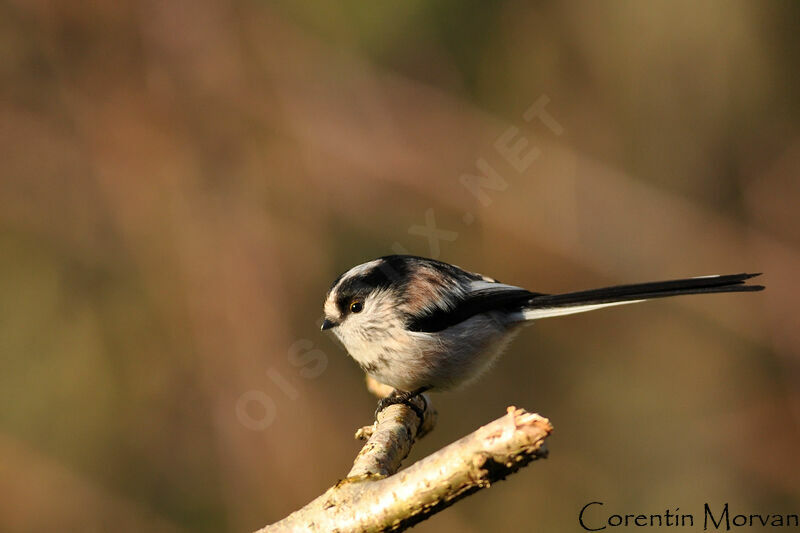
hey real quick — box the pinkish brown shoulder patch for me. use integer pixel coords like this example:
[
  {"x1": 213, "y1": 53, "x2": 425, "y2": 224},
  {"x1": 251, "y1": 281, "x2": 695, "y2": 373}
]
[{"x1": 400, "y1": 265, "x2": 459, "y2": 315}]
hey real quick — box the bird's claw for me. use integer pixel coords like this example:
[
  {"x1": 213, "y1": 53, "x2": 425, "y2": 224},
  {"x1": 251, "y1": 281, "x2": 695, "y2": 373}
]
[{"x1": 374, "y1": 387, "x2": 429, "y2": 424}]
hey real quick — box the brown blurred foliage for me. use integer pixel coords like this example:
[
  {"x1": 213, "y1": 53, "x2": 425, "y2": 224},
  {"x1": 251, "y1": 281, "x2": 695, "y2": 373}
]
[{"x1": 1, "y1": 1, "x2": 798, "y2": 531}]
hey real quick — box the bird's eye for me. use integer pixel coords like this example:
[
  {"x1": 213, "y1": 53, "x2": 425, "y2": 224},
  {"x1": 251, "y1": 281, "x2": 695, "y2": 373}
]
[{"x1": 350, "y1": 300, "x2": 364, "y2": 313}]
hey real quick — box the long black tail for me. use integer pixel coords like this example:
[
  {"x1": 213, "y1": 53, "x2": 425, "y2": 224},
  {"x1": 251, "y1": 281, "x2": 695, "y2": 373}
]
[{"x1": 522, "y1": 273, "x2": 764, "y2": 319}]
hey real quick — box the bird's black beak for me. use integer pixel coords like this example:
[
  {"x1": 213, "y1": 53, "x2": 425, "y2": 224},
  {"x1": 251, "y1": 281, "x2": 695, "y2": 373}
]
[{"x1": 321, "y1": 319, "x2": 337, "y2": 330}]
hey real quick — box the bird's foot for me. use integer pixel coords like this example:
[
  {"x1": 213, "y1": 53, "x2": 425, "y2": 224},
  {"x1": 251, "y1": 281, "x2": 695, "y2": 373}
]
[{"x1": 375, "y1": 387, "x2": 429, "y2": 423}]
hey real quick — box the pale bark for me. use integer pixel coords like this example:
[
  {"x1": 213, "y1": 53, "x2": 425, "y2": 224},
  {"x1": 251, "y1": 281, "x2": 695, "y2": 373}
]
[{"x1": 259, "y1": 396, "x2": 552, "y2": 532}]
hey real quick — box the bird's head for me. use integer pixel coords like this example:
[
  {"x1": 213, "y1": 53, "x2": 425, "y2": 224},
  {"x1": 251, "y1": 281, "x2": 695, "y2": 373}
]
[{"x1": 321, "y1": 257, "x2": 408, "y2": 345}]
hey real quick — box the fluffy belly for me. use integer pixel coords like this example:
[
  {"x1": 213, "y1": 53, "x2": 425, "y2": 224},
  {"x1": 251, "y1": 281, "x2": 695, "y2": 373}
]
[{"x1": 362, "y1": 315, "x2": 520, "y2": 392}]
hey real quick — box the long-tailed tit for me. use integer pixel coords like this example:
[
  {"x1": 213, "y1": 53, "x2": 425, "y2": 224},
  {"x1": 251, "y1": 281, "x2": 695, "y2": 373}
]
[{"x1": 321, "y1": 255, "x2": 763, "y2": 412}]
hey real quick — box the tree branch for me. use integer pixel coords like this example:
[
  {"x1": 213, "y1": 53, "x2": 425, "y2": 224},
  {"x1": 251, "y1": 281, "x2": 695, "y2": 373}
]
[
  {"x1": 349, "y1": 394, "x2": 437, "y2": 479},
  {"x1": 258, "y1": 400, "x2": 552, "y2": 532}
]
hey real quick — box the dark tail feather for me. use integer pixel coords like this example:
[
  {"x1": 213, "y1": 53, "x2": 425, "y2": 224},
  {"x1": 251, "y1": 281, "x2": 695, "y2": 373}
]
[{"x1": 522, "y1": 273, "x2": 764, "y2": 319}]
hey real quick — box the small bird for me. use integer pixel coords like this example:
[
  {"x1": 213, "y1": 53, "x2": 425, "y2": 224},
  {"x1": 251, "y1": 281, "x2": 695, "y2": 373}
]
[{"x1": 321, "y1": 255, "x2": 764, "y2": 413}]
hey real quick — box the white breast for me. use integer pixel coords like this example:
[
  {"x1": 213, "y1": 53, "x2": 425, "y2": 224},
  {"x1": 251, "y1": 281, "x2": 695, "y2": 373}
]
[{"x1": 340, "y1": 311, "x2": 520, "y2": 392}]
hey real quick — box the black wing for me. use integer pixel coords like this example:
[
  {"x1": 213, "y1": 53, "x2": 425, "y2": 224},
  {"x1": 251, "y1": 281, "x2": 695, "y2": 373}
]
[{"x1": 407, "y1": 285, "x2": 535, "y2": 332}]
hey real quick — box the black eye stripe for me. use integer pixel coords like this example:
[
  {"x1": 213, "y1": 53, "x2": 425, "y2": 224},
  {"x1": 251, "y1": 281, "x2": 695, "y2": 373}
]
[
  {"x1": 338, "y1": 266, "x2": 398, "y2": 295},
  {"x1": 334, "y1": 258, "x2": 404, "y2": 314},
  {"x1": 330, "y1": 255, "x2": 486, "y2": 316}
]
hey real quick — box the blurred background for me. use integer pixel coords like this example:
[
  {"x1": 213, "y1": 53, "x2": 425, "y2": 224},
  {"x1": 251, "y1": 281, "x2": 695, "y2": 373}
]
[{"x1": 1, "y1": 1, "x2": 798, "y2": 531}]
